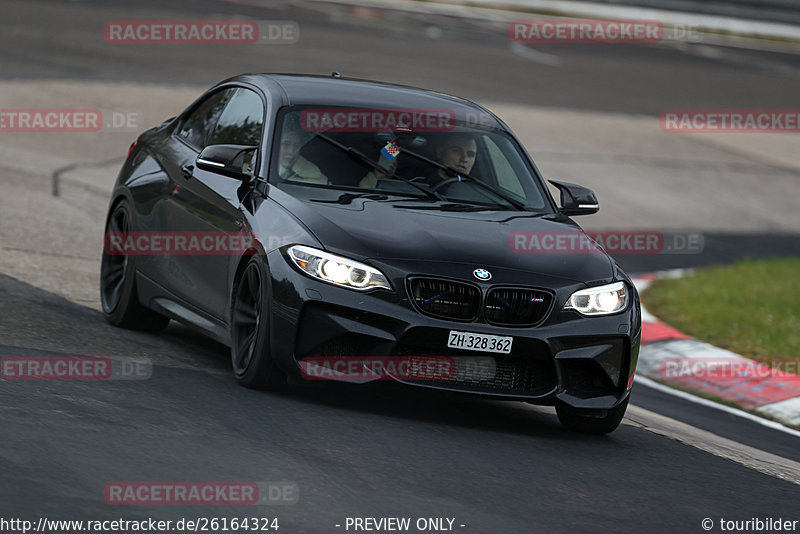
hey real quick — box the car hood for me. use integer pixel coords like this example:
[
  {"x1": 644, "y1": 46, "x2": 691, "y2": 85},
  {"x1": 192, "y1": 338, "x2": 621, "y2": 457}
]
[{"x1": 271, "y1": 186, "x2": 614, "y2": 283}]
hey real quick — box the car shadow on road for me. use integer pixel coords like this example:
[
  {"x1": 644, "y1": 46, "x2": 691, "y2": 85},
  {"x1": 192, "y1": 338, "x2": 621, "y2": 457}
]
[
  {"x1": 284, "y1": 380, "x2": 623, "y2": 441},
  {"x1": 153, "y1": 319, "x2": 624, "y2": 442}
]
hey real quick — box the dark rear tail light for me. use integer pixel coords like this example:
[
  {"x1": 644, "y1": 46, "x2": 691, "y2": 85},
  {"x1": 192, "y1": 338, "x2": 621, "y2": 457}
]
[{"x1": 127, "y1": 141, "x2": 137, "y2": 159}]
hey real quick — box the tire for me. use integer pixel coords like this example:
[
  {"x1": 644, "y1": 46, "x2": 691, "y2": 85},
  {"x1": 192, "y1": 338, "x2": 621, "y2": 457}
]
[
  {"x1": 230, "y1": 256, "x2": 286, "y2": 390},
  {"x1": 100, "y1": 199, "x2": 170, "y2": 331},
  {"x1": 556, "y1": 396, "x2": 630, "y2": 435}
]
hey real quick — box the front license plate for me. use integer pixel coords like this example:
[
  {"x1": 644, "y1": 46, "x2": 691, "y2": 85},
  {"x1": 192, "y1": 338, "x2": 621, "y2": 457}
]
[{"x1": 447, "y1": 330, "x2": 513, "y2": 354}]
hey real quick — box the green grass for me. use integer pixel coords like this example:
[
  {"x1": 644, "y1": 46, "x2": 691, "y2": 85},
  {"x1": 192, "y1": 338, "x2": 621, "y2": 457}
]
[{"x1": 642, "y1": 259, "x2": 800, "y2": 372}]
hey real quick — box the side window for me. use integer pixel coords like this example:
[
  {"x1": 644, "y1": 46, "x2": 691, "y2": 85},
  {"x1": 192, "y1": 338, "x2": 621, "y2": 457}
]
[
  {"x1": 207, "y1": 88, "x2": 264, "y2": 147},
  {"x1": 483, "y1": 136, "x2": 525, "y2": 197},
  {"x1": 177, "y1": 88, "x2": 236, "y2": 150}
]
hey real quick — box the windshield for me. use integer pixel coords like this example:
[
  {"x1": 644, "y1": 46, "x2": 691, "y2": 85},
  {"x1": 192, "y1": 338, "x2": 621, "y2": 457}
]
[{"x1": 270, "y1": 106, "x2": 551, "y2": 212}]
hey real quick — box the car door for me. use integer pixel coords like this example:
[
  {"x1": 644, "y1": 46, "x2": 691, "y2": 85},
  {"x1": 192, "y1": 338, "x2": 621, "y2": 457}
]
[
  {"x1": 135, "y1": 87, "x2": 234, "y2": 285},
  {"x1": 161, "y1": 86, "x2": 265, "y2": 321}
]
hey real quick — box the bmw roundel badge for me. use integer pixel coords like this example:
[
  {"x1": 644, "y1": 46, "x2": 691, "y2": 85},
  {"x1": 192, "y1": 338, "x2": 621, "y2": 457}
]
[{"x1": 473, "y1": 268, "x2": 492, "y2": 281}]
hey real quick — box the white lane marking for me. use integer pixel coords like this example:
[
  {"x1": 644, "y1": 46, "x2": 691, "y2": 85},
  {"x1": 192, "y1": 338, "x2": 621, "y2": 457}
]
[
  {"x1": 625, "y1": 403, "x2": 800, "y2": 486},
  {"x1": 758, "y1": 398, "x2": 800, "y2": 428},
  {"x1": 425, "y1": 26, "x2": 443, "y2": 39},
  {"x1": 674, "y1": 43, "x2": 800, "y2": 77},
  {"x1": 656, "y1": 268, "x2": 694, "y2": 279},
  {"x1": 679, "y1": 36, "x2": 800, "y2": 56},
  {"x1": 633, "y1": 269, "x2": 693, "y2": 292},
  {"x1": 509, "y1": 42, "x2": 562, "y2": 66},
  {"x1": 636, "y1": 375, "x2": 800, "y2": 439},
  {"x1": 633, "y1": 278, "x2": 651, "y2": 293},
  {"x1": 637, "y1": 339, "x2": 753, "y2": 376},
  {"x1": 632, "y1": 278, "x2": 661, "y2": 322}
]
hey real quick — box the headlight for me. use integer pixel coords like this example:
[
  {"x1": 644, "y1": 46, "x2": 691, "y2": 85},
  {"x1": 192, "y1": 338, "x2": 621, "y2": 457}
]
[
  {"x1": 287, "y1": 245, "x2": 392, "y2": 291},
  {"x1": 565, "y1": 281, "x2": 627, "y2": 316}
]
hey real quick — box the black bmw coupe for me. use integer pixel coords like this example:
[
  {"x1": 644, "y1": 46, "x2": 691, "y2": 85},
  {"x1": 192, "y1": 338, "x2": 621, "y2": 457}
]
[{"x1": 100, "y1": 74, "x2": 641, "y2": 434}]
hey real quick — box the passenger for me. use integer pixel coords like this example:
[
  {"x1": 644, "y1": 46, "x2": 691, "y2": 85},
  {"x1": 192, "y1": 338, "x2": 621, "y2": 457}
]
[
  {"x1": 359, "y1": 144, "x2": 400, "y2": 189},
  {"x1": 278, "y1": 127, "x2": 329, "y2": 184}
]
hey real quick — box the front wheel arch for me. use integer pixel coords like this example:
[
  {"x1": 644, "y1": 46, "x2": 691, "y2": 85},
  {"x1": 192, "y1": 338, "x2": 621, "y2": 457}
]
[{"x1": 229, "y1": 253, "x2": 286, "y2": 390}]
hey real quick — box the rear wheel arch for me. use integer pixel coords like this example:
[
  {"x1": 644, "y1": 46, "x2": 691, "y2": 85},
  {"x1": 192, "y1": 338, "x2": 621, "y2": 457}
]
[{"x1": 100, "y1": 196, "x2": 169, "y2": 331}]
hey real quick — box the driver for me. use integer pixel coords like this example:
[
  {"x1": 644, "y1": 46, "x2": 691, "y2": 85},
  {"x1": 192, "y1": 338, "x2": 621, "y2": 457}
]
[
  {"x1": 278, "y1": 126, "x2": 329, "y2": 184},
  {"x1": 421, "y1": 133, "x2": 477, "y2": 187}
]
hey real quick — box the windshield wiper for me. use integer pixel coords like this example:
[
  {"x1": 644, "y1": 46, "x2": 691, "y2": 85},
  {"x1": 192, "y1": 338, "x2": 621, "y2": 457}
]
[
  {"x1": 311, "y1": 193, "x2": 389, "y2": 205},
  {"x1": 311, "y1": 133, "x2": 448, "y2": 202},
  {"x1": 392, "y1": 202, "x2": 498, "y2": 212},
  {"x1": 396, "y1": 146, "x2": 528, "y2": 211}
]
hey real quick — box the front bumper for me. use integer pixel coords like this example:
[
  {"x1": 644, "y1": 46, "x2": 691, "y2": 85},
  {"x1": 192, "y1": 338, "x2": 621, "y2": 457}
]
[{"x1": 267, "y1": 249, "x2": 640, "y2": 411}]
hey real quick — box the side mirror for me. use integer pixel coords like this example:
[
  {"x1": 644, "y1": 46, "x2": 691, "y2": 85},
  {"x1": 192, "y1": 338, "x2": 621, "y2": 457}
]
[
  {"x1": 549, "y1": 180, "x2": 599, "y2": 216},
  {"x1": 196, "y1": 144, "x2": 258, "y2": 180}
]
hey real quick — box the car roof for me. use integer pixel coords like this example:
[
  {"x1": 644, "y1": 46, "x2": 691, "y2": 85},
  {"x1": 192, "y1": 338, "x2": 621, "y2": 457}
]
[{"x1": 228, "y1": 73, "x2": 505, "y2": 129}]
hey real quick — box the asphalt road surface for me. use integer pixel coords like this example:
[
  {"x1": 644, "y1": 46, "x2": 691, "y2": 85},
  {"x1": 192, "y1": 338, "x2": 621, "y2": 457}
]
[
  {"x1": 2, "y1": 273, "x2": 799, "y2": 533},
  {"x1": 1, "y1": 0, "x2": 799, "y2": 532}
]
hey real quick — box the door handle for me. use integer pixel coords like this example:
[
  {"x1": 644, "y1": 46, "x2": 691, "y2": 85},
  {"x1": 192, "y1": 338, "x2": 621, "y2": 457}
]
[{"x1": 180, "y1": 164, "x2": 194, "y2": 179}]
